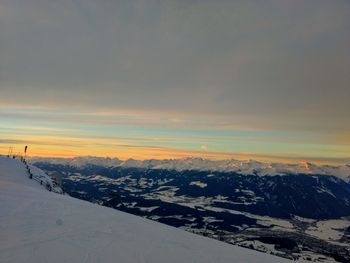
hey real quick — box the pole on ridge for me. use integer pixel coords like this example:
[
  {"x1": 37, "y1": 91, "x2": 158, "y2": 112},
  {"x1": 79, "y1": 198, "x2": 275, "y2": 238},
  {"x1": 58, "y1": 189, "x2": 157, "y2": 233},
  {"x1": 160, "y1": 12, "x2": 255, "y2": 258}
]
[
  {"x1": 24, "y1": 145, "x2": 28, "y2": 159},
  {"x1": 8, "y1": 147, "x2": 13, "y2": 157}
]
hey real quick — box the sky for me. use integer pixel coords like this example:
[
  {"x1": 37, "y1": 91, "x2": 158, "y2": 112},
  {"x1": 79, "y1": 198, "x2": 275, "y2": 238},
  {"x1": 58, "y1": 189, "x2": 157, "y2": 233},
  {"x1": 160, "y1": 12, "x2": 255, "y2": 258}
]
[{"x1": 0, "y1": 0, "x2": 350, "y2": 164}]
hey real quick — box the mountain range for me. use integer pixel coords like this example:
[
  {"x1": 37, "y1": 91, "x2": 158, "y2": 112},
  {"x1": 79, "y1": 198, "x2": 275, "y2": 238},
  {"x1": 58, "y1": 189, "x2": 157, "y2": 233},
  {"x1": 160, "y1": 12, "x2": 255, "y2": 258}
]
[
  {"x1": 31, "y1": 156, "x2": 350, "y2": 262},
  {"x1": 1, "y1": 156, "x2": 289, "y2": 263},
  {"x1": 30, "y1": 156, "x2": 350, "y2": 181}
]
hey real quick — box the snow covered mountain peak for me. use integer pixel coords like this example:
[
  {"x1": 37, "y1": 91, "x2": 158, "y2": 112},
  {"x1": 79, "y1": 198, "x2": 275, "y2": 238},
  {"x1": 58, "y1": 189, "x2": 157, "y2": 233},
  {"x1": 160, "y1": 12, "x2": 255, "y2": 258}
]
[
  {"x1": 30, "y1": 156, "x2": 122, "y2": 168},
  {"x1": 29, "y1": 156, "x2": 350, "y2": 181}
]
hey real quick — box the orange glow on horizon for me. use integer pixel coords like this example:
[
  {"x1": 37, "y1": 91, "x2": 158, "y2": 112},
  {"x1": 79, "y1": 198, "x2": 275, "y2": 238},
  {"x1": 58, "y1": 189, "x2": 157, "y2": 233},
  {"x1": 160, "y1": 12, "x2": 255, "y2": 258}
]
[
  {"x1": 0, "y1": 130, "x2": 348, "y2": 166},
  {"x1": 0, "y1": 142, "x2": 346, "y2": 166}
]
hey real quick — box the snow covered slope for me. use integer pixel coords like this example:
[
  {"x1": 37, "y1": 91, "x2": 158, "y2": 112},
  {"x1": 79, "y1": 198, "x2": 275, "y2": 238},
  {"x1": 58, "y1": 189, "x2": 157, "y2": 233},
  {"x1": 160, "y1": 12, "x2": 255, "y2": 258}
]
[{"x1": 0, "y1": 157, "x2": 291, "y2": 263}]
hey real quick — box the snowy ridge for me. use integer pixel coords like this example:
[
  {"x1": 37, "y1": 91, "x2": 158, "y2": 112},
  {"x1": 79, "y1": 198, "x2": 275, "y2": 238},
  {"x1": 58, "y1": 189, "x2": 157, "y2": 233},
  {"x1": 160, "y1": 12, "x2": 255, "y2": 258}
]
[
  {"x1": 30, "y1": 156, "x2": 350, "y2": 181},
  {"x1": 24, "y1": 160, "x2": 63, "y2": 194},
  {"x1": 30, "y1": 156, "x2": 122, "y2": 168},
  {"x1": 0, "y1": 156, "x2": 290, "y2": 263}
]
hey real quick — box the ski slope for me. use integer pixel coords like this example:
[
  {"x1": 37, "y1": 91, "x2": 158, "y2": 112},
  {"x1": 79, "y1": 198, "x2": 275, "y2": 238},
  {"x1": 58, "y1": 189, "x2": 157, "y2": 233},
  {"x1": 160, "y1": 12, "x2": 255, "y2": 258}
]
[{"x1": 0, "y1": 157, "x2": 291, "y2": 263}]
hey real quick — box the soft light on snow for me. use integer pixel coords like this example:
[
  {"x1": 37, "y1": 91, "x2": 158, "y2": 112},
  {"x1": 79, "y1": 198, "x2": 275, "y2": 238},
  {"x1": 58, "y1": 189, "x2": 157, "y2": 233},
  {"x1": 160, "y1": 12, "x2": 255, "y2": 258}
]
[{"x1": 0, "y1": 157, "x2": 291, "y2": 263}]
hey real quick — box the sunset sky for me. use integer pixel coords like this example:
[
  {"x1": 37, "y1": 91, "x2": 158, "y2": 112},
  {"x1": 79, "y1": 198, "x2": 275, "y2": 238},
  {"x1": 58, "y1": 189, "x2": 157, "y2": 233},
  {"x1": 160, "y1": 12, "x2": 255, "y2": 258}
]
[{"x1": 1, "y1": 0, "x2": 349, "y2": 164}]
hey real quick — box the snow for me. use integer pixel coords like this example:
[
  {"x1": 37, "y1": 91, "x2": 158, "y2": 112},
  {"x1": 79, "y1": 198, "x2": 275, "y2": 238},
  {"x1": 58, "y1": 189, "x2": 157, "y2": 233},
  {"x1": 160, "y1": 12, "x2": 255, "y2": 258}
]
[
  {"x1": 0, "y1": 157, "x2": 291, "y2": 263},
  {"x1": 190, "y1": 181, "x2": 207, "y2": 188},
  {"x1": 30, "y1": 156, "x2": 122, "y2": 168},
  {"x1": 305, "y1": 218, "x2": 350, "y2": 245},
  {"x1": 138, "y1": 206, "x2": 159, "y2": 212},
  {"x1": 30, "y1": 156, "x2": 350, "y2": 181}
]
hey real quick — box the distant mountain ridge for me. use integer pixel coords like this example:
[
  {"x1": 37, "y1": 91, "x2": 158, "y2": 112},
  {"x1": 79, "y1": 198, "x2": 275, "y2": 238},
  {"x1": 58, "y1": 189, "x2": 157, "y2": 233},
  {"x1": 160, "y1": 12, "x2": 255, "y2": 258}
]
[{"x1": 30, "y1": 156, "x2": 350, "y2": 181}]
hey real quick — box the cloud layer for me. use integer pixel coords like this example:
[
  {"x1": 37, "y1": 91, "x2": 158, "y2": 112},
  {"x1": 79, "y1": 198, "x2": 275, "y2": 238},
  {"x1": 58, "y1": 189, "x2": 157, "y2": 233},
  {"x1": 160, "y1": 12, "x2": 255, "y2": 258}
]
[{"x1": 0, "y1": 0, "x2": 349, "y2": 161}]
